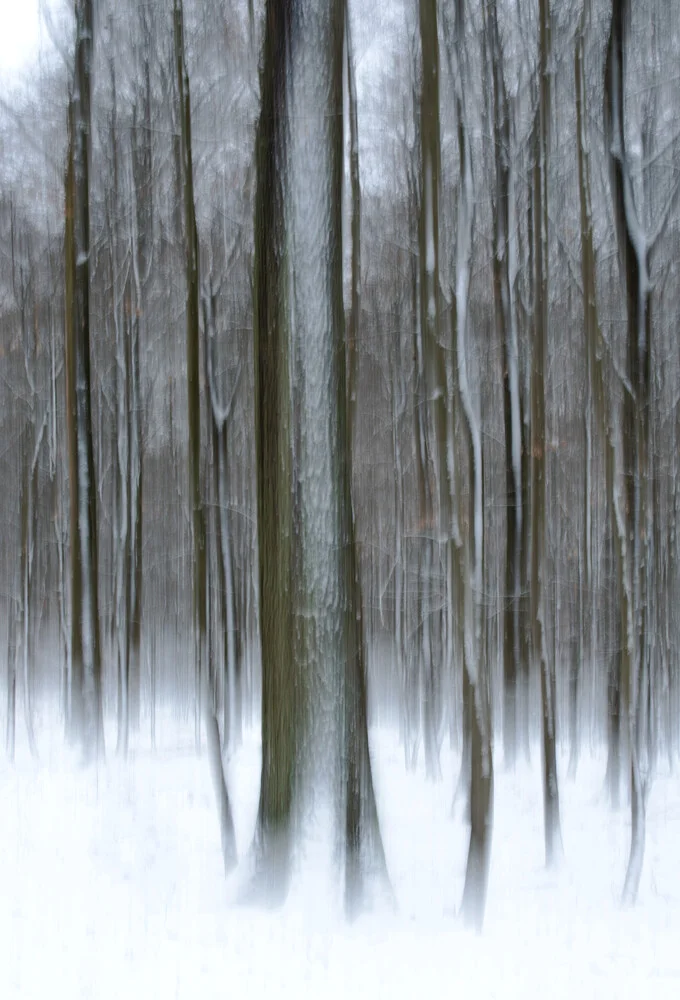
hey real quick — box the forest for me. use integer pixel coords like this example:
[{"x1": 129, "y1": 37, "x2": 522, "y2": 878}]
[{"x1": 0, "y1": 0, "x2": 679, "y2": 988}]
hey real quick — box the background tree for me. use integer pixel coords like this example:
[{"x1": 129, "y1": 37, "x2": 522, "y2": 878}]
[{"x1": 66, "y1": 0, "x2": 103, "y2": 759}]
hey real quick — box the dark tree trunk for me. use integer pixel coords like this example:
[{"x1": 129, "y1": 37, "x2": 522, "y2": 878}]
[
  {"x1": 605, "y1": 0, "x2": 653, "y2": 906},
  {"x1": 68, "y1": 0, "x2": 103, "y2": 760},
  {"x1": 174, "y1": 0, "x2": 236, "y2": 870},
  {"x1": 486, "y1": 0, "x2": 522, "y2": 769},
  {"x1": 252, "y1": 0, "x2": 390, "y2": 915}
]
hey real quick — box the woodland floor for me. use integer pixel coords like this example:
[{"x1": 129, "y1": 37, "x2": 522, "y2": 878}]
[{"x1": 1, "y1": 707, "x2": 679, "y2": 998}]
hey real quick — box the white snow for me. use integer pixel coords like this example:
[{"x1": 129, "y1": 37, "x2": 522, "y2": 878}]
[
  {"x1": 2, "y1": 714, "x2": 680, "y2": 998},
  {"x1": 424, "y1": 156, "x2": 435, "y2": 277}
]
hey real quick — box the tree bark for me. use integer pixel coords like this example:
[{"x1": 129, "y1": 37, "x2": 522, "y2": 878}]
[
  {"x1": 68, "y1": 0, "x2": 103, "y2": 760},
  {"x1": 451, "y1": 0, "x2": 494, "y2": 930},
  {"x1": 252, "y1": 0, "x2": 390, "y2": 914},
  {"x1": 174, "y1": 0, "x2": 206, "y2": 746},
  {"x1": 417, "y1": 0, "x2": 446, "y2": 782},
  {"x1": 604, "y1": 0, "x2": 653, "y2": 905},
  {"x1": 486, "y1": 0, "x2": 523, "y2": 769},
  {"x1": 174, "y1": 0, "x2": 236, "y2": 870}
]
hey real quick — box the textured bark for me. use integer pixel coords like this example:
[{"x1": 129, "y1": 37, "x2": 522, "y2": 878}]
[
  {"x1": 252, "y1": 0, "x2": 390, "y2": 914},
  {"x1": 251, "y1": 0, "x2": 296, "y2": 896}
]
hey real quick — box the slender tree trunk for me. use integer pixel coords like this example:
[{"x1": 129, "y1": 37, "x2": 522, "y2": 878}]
[
  {"x1": 174, "y1": 0, "x2": 205, "y2": 749},
  {"x1": 203, "y1": 284, "x2": 241, "y2": 751},
  {"x1": 417, "y1": 0, "x2": 446, "y2": 782},
  {"x1": 486, "y1": 0, "x2": 522, "y2": 769},
  {"x1": 20, "y1": 427, "x2": 40, "y2": 759},
  {"x1": 344, "y1": 9, "x2": 391, "y2": 913},
  {"x1": 451, "y1": 2, "x2": 494, "y2": 929},
  {"x1": 205, "y1": 539, "x2": 237, "y2": 873},
  {"x1": 127, "y1": 6, "x2": 152, "y2": 733},
  {"x1": 6, "y1": 601, "x2": 17, "y2": 760},
  {"x1": 68, "y1": 0, "x2": 103, "y2": 760},
  {"x1": 174, "y1": 0, "x2": 236, "y2": 870},
  {"x1": 532, "y1": 0, "x2": 563, "y2": 867},
  {"x1": 605, "y1": 0, "x2": 654, "y2": 905},
  {"x1": 64, "y1": 99, "x2": 81, "y2": 746},
  {"x1": 107, "y1": 66, "x2": 133, "y2": 759}
]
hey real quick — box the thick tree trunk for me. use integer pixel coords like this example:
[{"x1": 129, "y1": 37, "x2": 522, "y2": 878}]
[{"x1": 252, "y1": 0, "x2": 390, "y2": 914}]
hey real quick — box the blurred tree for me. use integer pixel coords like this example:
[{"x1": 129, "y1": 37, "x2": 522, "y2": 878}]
[{"x1": 251, "y1": 0, "x2": 390, "y2": 915}]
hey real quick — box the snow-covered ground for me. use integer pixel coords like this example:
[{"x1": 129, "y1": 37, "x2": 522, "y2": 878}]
[{"x1": 1, "y1": 715, "x2": 679, "y2": 998}]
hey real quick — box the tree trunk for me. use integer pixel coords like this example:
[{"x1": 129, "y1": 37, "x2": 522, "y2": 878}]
[
  {"x1": 6, "y1": 602, "x2": 17, "y2": 760},
  {"x1": 174, "y1": 0, "x2": 236, "y2": 869},
  {"x1": 251, "y1": 0, "x2": 390, "y2": 914},
  {"x1": 205, "y1": 544, "x2": 237, "y2": 873},
  {"x1": 68, "y1": 0, "x2": 103, "y2": 760},
  {"x1": 486, "y1": 0, "x2": 522, "y2": 769},
  {"x1": 451, "y1": 1, "x2": 494, "y2": 928},
  {"x1": 174, "y1": 0, "x2": 206, "y2": 749},
  {"x1": 128, "y1": 36, "x2": 151, "y2": 734},
  {"x1": 417, "y1": 0, "x2": 446, "y2": 783},
  {"x1": 203, "y1": 283, "x2": 241, "y2": 751},
  {"x1": 532, "y1": 0, "x2": 563, "y2": 867},
  {"x1": 605, "y1": 0, "x2": 653, "y2": 906}
]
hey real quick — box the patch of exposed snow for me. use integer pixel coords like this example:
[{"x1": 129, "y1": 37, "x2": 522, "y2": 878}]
[{"x1": 2, "y1": 711, "x2": 680, "y2": 998}]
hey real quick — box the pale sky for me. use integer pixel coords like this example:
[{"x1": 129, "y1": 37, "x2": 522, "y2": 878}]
[{"x1": 0, "y1": 0, "x2": 49, "y2": 84}]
